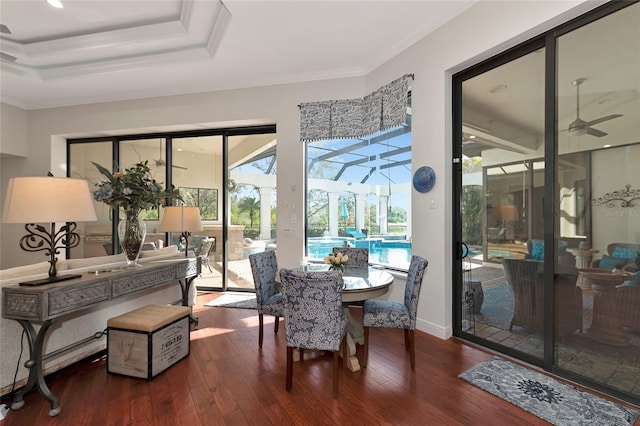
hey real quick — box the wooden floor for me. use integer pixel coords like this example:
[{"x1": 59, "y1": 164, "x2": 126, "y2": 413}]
[{"x1": 1, "y1": 293, "x2": 634, "y2": 425}]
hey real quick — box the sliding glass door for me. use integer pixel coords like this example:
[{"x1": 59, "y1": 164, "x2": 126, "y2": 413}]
[
  {"x1": 554, "y1": 1, "x2": 640, "y2": 400},
  {"x1": 68, "y1": 125, "x2": 276, "y2": 294},
  {"x1": 457, "y1": 45, "x2": 546, "y2": 364},
  {"x1": 454, "y1": 1, "x2": 640, "y2": 404}
]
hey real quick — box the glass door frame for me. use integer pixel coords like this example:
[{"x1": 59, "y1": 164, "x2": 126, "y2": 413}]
[
  {"x1": 67, "y1": 124, "x2": 276, "y2": 293},
  {"x1": 452, "y1": 0, "x2": 639, "y2": 405}
]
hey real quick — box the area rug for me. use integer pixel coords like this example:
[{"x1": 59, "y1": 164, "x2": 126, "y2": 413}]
[
  {"x1": 474, "y1": 284, "x2": 513, "y2": 329},
  {"x1": 459, "y1": 357, "x2": 638, "y2": 425},
  {"x1": 204, "y1": 292, "x2": 257, "y2": 309}
]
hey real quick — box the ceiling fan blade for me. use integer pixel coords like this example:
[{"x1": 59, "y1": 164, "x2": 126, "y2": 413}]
[
  {"x1": 586, "y1": 127, "x2": 607, "y2": 137},
  {"x1": 584, "y1": 114, "x2": 623, "y2": 127}
]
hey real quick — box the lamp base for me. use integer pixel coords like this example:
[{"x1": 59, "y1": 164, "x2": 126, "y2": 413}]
[{"x1": 19, "y1": 274, "x2": 82, "y2": 287}]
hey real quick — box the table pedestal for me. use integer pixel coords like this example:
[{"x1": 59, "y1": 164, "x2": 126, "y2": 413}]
[
  {"x1": 580, "y1": 269, "x2": 633, "y2": 346},
  {"x1": 568, "y1": 248, "x2": 599, "y2": 269},
  {"x1": 343, "y1": 306, "x2": 363, "y2": 371}
]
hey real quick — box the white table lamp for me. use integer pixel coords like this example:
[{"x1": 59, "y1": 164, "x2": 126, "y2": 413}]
[
  {"x1": 2, "y1": 176, "x2": 98, "y2": 286},
  {"x1": 160, "y1": 206, "x2": 203, "y2": 256}
]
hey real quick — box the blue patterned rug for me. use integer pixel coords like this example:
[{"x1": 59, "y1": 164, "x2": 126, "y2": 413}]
[
  {"x1": 460, "y1": 357, "x2": 638, "y2": 425},
  {"x1": 474, "y1": 284, "x2": 514, "y2": 329}
]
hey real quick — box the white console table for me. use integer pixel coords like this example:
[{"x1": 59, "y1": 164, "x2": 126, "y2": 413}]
[{"x1": 1, "y1": 256, "x2": 200, "y2": 416}]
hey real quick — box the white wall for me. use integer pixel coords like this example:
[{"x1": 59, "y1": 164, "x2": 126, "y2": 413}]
[
  {"x1": 1, "y1": 1, "x2": 597, "y2": 339},
  {"x1": 591, "y1": 144, "x2": 640, "y2": 252}
]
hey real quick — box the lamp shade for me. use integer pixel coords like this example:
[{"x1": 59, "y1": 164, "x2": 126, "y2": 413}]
[
  {"x1": 160, "y1": 206, "x2": 203, "y2": 233},
  {"x1": 2, "y1": 176, "x2": 97, "y2": 224},
  {"x1": 492, "y1": 204, "x2": 519, "y2": 222}
]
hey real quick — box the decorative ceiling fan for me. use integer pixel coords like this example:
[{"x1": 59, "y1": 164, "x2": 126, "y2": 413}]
[
  {"x1": 153, "y1": 143, "x2": 188, "y2": 170},
  {"x1": 567, "y1": 78, "x2": 622, "y2": 137}
]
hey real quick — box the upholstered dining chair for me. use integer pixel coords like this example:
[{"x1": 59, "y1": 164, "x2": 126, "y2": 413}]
[
  {"x1": 332, "y1": 247, "x2": 369, "y2": 268},
  {"x1": 249, "y1": 251, "x2": 284, "y2": 348},
  {"x1": 362, "y1": 255, "x2": 428, "y2": 370},
  {"x1": 279, "y1": 268, "x2": 349, "y2": 398}
]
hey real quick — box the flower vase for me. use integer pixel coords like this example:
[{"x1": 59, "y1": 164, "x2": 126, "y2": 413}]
[
  {"x1": 329, "y1": 264, "x2": 345, "y2": 274},
  {"x1": 118, "y1": 209, "x2": 146, "y2": 267}
]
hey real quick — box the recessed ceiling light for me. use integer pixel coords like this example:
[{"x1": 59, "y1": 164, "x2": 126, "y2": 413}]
[
  {"x1": 489, "y1": 84, "x2": 507, "y2": 94},
  {"x1": 469, "y1": 135, "x2": 476, "y2": 139},
  {"x1": 603, "y1": 144, "x2": 611, "y2": 148},
  {"x1": 47, "y1": 0, "x2": 64, "y2": 9}
]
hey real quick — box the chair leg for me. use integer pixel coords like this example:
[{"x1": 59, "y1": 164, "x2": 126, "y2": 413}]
[
  {"x1": 332, "y1": 350, "x2": 339, "y2": 398},
  {"x1": 274, "y1": 316, "x2": 280, "y2": 334},
  {"x1": 258, "y1": 313, "x2": 264, "y2": 348},
  {"x1": 404, "y1": 329, "x2": 411, "y2": 351},
  {"x1": 408, "y1": 329, "x2": 416, "y2": 370},
  {"x1": 299, "y1": 348, "x2": 304, "y2": 362},
  {"x1": 362, "y1": 327, "x2": 369, "y2": 368},
  {"x1": 286, "y1": 346, "x2": 293, "y2": 392}
]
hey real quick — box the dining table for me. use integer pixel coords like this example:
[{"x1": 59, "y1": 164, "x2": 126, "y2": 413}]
[{"x1": 286, "y1": 264, "x2": 394, "y2": 372}]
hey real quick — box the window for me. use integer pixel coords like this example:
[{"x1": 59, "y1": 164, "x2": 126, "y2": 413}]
[
  {"x1": 305, "y1": 123, "x2": 412, "y2": 271},
  {"x1": 179, "y1": 187, "x2": 218, "y2": 220}
]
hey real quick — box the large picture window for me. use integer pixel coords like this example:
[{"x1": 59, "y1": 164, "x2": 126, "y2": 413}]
[
  {"x1": 305, "y1": 124, "x2": 412, "y2": 271},
  {"x1": 179, "y1": 187, "x2": 218, "y2": 220}
]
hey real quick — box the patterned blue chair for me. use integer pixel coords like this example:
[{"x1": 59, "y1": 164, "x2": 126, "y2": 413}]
[
  {"x1": 332, "y1": 247, "x2": 369, "y2": 268},
  {"x1": 362, "y1": 255, "x2": 428, "y2": 369},
  {"x1": 279, "y1": 268, "x2": 349, "y2": 398},
  {"x1": 249, "y1": 251, "x2": 284, "y2": 348}
]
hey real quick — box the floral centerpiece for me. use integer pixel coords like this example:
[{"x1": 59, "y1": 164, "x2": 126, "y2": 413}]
[
  {"x1": 92, "y1": 161, "x2": 181, "y2": 265},
  {"x1": 324, "y1": 251, "x2": 349, "y2": 273},
  {"x1": 92, "y1": 161, "x2": 180, "y2": 211}
]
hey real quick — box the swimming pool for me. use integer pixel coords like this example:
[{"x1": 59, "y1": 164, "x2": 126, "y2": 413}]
[{"x1": 307, "y1": 237, "x2": 412, "y2": 270}]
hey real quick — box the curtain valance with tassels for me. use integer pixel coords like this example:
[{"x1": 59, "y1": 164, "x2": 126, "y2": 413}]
[{"x1": 299, "y1": 74, "x2": 413, "y2": 142}]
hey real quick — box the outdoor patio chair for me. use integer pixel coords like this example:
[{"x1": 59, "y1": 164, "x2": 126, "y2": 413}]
[
  {"x1": 362, "y1": 255, "x2": 428, "y2": 369},
  {"x1": 590, "y1": 242, "x2": 640, "y2": 271},
  {"x1": 195, "y1": 237, "x2": 215, "y2": 273},
  {"x1": 279, "y1": 268, "x2": 348, "y2": 398},
  {"x1": 249, "y1": 250, "x2": 284, "y2": 348},
  {"x1": 502, "y1": 258, "x2": 582, "y2": 337}
]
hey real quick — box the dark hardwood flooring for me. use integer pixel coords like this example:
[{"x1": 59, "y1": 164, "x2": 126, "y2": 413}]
[{"x1": 1, "y1": 292, "x2": 634, "y2": 425}]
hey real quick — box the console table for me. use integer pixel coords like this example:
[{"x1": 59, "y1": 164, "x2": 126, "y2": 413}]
[{"x1": 1, "y1": 256, "x2": 200, "y2": 416}]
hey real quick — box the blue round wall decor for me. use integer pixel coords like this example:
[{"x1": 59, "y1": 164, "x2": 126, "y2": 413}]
[{"x1": 413, "y1": 166, "x2": 436, "y2": 193}]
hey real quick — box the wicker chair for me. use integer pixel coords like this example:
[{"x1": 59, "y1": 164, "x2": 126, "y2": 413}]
[
  {"x1": 590, "y1": 243, "x2": 640, "y2": 271},
  {"x1": 502, "y1": 258, "x2": 544, "y2": 332},
  {"x1": 502, "y1": 258, "x2": 582, "y2": 337}
]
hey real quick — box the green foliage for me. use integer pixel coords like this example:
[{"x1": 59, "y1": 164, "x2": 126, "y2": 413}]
[
  {"x1": 462, "y1": 185, "x2": 483, "y2": 244},
  {"x1": 388, "y1": 206, "x2": 407, "y2": 223},
  {"x1": 92, "y1": 161, "x2": 181, "y2": 211}
]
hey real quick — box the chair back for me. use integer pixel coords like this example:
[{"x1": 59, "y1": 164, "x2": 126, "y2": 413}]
[
  {"x1": 502, "y1": 258, "x2": 544, "y2": 331},
  {"x1": 196, "y1": 238, "x2": 214, "y2": 257},
  {"x1": 249, "y1": 251, "x2": 279, "y2": 312},
  {"x1": 403, "y1": 255, "x2": 429, "y2": 328},
  {"x1": 332, "y1": 247, "x2": 369, "y2": 268},
  {"x1": 279, "y1": 268, "x2": 347, "y2": 352}
]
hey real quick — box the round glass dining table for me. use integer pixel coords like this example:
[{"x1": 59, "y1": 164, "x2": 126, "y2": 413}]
[{"x1": 288, "y1": 264, "x2": 395, "y2": 371}]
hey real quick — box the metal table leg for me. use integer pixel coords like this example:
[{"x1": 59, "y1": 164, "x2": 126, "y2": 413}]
[
  {"x1": 11, "y1": 319, "x2": 61, "y2": 417},
  {"x1": 179, "y1": 276, "x2": 199, "y2": 328}
]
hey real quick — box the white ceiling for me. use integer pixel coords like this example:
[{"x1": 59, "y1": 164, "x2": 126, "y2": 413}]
[{"x1": 0, "y1": 0, "x2": 475, "y2": 110}]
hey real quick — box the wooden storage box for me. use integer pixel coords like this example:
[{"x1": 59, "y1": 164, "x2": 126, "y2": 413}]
[{"x1": 107, "y1": 304, "x2": 191, "y2": 380}]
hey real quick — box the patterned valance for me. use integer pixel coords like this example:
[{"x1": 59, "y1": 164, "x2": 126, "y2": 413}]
[{"x1": 299, "y1": 74, "x2": 413, "y2": 142}]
